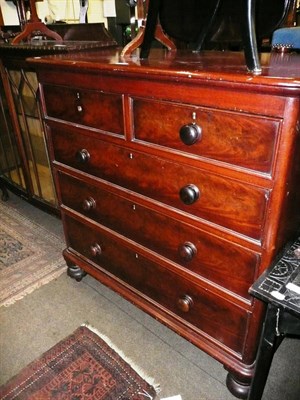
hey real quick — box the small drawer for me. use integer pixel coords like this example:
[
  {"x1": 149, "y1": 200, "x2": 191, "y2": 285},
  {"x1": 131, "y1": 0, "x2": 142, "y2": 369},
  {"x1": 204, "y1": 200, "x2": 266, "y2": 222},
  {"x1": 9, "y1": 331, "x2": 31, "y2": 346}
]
[
  {"x1": 43, "y1": 84, "x2": 123, "y2": 135},
  {"x1": 59, "y1": 172, "x2": 259, "y2": 300},
  {"x1": 52, "y1": 128, "x2": 268, "y2": 240},
  {"x1": 64, "y1": 214, "x2": 249, "y2": 355},
  {"x1": 133, "y1": 98, "x2": 280, "y2": 174}
]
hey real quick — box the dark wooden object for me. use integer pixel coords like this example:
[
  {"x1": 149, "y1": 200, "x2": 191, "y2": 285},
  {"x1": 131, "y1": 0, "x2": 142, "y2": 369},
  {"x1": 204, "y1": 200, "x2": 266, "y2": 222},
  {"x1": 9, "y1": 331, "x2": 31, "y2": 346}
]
[
  {"x1": 124, "y1": 0, "x2": 296, "y2": 73},
  {"x1": 0, "y1": 178, "x2": 9, "y2": 200},
  {"x1": 29, "y1": 49, "x2": 300, "y2": 399},
  {"x1": 0, "y1": 23, "x2": 117, "y2": 48},
  {"x1": 0, "y1": 6, "x2": 4, "y2": 27},
  {"x1": 248, "y1": 238, "x2": 300, "y2": 400},
  {"x1": 121, "y1": 0, "x2": 176, "y2": 56},
  {"x1": 11, "y1": 0, "x2": 62, "y2": 44}
]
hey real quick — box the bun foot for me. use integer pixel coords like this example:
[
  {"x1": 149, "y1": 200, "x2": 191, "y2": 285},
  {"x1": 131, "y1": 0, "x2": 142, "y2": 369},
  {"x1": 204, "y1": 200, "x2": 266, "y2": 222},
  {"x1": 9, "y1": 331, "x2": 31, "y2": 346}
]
[
  {"x1": 67, "y1": 264, "x2": 87, "y2": 282},
  {"x1": 226, "y1": 372, "x2": 250, "y2": 399}
]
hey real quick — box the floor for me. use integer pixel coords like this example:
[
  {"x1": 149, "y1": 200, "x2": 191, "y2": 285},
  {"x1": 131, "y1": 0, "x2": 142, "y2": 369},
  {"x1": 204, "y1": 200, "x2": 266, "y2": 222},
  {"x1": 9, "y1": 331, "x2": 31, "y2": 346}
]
[
  {"x1": 6, "y1": 161, "x2": 57, "y2": 206},
  {"x1": 1, "y1": 192, "x2": 300, "y2": 400}
]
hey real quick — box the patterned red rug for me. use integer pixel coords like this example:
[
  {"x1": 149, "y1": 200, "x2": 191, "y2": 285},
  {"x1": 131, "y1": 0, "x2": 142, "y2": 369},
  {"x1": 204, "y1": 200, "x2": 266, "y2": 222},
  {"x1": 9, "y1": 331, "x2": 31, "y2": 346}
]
[{"x1": 0, "y1": 326, "x2": 158, "y2": 400}]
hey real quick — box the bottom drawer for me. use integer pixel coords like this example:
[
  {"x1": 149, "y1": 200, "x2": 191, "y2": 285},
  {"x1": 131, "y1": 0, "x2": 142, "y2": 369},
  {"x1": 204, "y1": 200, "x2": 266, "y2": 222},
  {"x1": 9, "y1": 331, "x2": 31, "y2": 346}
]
[{"x1": 64, "y1": 214, "x2": 249, "y2": 355}]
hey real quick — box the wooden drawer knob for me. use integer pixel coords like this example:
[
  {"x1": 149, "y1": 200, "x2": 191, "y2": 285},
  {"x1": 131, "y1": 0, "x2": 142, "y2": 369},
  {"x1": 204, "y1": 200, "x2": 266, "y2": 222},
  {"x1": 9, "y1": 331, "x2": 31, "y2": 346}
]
[
  {"x1": 76, "y1": 149, "x2": 90, "y2": 163},
  {"x1": 82, "y1": 197, "x2": 96, "y2": 211},
  {"x1": 177, "y1": 295, "x2": 194, "y2": 313},
  {"x1": 178, "y1": 242, "x2": 197, "y2": 261},
  {"x1": 179, "y1": 184, "x2": 200, "y2": 205},
  {"x1": 179, "y1": 123, "x2": 202, "y2": 145},
  {"x1": 90, "y1": 243, "x2": 102, "y2": 257}
]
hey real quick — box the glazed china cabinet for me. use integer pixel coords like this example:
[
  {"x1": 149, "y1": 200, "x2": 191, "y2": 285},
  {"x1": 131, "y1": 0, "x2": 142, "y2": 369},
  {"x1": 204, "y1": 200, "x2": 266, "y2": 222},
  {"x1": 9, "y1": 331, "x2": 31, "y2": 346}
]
[{"x1": 0, "y1": 22, "x2": 116, "y2": 211}]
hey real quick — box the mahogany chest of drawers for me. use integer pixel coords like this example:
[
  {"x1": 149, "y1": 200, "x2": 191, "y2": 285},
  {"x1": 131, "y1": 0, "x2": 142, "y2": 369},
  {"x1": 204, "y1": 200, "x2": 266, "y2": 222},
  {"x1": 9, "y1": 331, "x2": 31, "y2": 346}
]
[{"x1": 30, "y1": 49, "x2": 300, "y2": 398}]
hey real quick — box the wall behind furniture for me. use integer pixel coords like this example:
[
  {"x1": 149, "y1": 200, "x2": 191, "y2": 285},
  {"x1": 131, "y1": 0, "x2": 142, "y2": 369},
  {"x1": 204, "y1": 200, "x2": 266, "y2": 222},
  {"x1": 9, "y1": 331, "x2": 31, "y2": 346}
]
[{"x1": 0, "y1": 0, "x2": 19, "y2": 24}]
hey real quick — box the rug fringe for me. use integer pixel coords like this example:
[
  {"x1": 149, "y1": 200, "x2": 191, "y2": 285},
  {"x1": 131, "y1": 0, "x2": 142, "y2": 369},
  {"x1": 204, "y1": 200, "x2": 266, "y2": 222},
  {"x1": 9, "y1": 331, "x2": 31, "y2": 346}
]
[{"x1": 81, "y1": 322, "x2": 161, "y2": 395}]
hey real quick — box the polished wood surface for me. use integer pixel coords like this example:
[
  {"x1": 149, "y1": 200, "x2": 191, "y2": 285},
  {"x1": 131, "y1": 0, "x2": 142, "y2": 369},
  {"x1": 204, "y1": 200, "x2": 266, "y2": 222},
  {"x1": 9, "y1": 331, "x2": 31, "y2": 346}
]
[
  {"x1": 58, "y1": 171, "x2": 259, "y2": 300},
  {"x1": 30, "y1": 48, "x2": 300, "y2": 83},
  {"x1": 30, "y1": 48, "x2": 300, "y2": 398}
]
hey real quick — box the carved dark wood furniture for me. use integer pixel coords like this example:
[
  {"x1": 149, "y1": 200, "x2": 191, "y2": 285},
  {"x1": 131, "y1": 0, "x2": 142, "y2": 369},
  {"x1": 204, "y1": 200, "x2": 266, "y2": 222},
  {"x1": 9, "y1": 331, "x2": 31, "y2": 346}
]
[
  {"x1": 124, "y1": 0, "x2": 297, "y2": 73},
  {"x1": 30, "y1": 48, "x2": 300, "y2": 398},
  {"x1": 198, "y1": 0, "x2": 297, "y2": 51},
  {"x1": 248, "y1": 237, "x2": 300, "y2": 400},
  {"x1": 11, "y1": 0, "x2": 63, "y2": 43}
]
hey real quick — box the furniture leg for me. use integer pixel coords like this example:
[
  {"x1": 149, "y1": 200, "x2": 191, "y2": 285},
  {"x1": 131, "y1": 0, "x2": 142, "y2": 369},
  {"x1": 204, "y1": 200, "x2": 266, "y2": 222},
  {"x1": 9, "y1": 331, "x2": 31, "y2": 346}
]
[
  {"x1": 0, "y1": 179, "x2": 9, "y2": 201},
  {"x1": 194, "y1": 0, "x2": 222, "y2": 52},
  {"x1": 242, "y1": 0, "x2": 261, "y2": 74},
  {"x1": 247, "y1": 304, "x2": 280, "y2": 400},
  {"x1": 12, "y1": 0, "x2": 62, "y2": 44},
  {"x1": 140, "y1": 0, "x2": 161, "y2": 58},
  {"x1": 67, "y1": 264, "x2": 87, "y2": 282},
  {"x1": 122, "y1": 0, "x2": 176, "y2": 57},
  {"x1": 226, "y1": 372, "x2": 251, "y2": 399},
  {"x1": 63, "y1": 249, "x2": 87, "y2": 282}
]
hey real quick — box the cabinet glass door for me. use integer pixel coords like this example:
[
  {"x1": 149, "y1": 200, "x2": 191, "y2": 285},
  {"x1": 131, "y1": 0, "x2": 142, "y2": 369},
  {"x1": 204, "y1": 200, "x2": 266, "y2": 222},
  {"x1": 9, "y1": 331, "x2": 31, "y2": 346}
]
[
  {"x1": 3, "y1": 67, "x2": 57, "y2": 207},
  {"x1": 0, "y1": 77, "x2": 25, "y2": 190}
]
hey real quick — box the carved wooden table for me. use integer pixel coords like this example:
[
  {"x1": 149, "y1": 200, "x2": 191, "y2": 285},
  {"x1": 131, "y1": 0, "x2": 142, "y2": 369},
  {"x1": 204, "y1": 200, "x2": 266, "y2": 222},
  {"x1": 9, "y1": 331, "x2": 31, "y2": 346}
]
[
  {"x1": 29, "y1": 49, "x2": 300, "y2": 398},
  {"x1": 248, "y1": 237, "x2": 300, "y2": 400}
]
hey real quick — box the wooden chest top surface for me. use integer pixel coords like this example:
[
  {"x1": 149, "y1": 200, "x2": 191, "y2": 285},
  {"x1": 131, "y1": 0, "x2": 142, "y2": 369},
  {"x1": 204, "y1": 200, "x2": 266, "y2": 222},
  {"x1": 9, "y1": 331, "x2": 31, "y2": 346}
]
[{"x1": 29, "y1": 48, "x2": 300, "y2": 92}]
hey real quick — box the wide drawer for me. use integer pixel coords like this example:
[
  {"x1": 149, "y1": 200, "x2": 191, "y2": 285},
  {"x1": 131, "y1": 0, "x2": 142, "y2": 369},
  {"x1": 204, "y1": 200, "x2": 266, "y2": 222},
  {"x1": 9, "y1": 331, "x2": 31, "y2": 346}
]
[
  {"x1": 64, "y1": 214, "x2": 249, "y2": 355},
  {"x1": 133, "y1": 98, "x2": 280, "y2": 174},
  {"x1": 42, "y1": 84, "x2": 124, "y2": 135},
  {"x1": 51, "y1": 128, "x2": 268, "y2": 240},
  {"x1": 59, "y1": 172, "x2": 259, "y2": 300}
]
